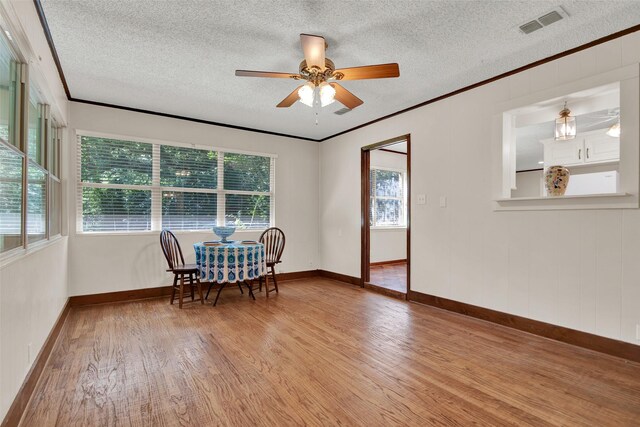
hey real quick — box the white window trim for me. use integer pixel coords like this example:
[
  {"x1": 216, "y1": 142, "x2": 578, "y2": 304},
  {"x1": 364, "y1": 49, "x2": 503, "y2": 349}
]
[
  {"x1": 75, "y1": 131, "x2": 277, "y2": 234},
  {"x1": 370, "y1": 166, "x2": 407, "y2": 228}
]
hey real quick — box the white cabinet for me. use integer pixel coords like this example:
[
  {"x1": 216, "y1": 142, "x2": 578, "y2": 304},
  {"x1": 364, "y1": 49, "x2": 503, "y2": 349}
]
[
  {"x1": 543, "y1": 138, "x2": 583, "y2": 166},
  {"x1": 542, "y1": 130, "x2": 619, "y2": 168},
  {"x1": 584, "y1": 133, "x2": 619, "y2": 163}
]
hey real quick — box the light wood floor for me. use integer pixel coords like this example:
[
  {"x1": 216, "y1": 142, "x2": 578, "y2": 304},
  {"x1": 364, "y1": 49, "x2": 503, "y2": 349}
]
[
  {"x1": 21, "y1": 278, "x2": 640, "y2": 426},
  {"x1": 369, "y1": 262, "x2": 407, "y2": 293}
]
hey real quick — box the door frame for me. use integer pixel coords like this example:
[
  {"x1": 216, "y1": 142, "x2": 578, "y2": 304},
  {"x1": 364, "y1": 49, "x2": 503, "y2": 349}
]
[{"x1": 360, "y1": 134, "x2": 411, "y2": 297}]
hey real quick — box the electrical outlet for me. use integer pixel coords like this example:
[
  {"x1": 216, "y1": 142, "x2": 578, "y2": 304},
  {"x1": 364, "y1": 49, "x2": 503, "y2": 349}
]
[{"x1": 417, "y1": 194, "x2": 426, "y2": 205}]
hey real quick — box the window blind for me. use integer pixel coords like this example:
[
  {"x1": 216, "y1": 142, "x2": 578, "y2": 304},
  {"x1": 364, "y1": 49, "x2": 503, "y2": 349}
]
[
  {"x1": 222, "y1": 153, "x2": 273, "y2": 230},
  {"x1": 0, "y1": 143, "x2": 22, "y2": 251},
  {"x1": 162, "y1": 191, "x2": 217, "y2": 230},
  {"x1": 77, "y1": 135, "x2": 276, "y2": 233},
  {"x1": 49, "y1": 177, "x2": 61, "y2": 236},
  {"x1": 27, "y1": 162, "x2": 46, "y2": 243},
  {"x1": 78, "y1": 136, "x2": 153, "y2": 232},
  {"x1": 80, "y1": 136, "x2": 152, "y2": 185}
]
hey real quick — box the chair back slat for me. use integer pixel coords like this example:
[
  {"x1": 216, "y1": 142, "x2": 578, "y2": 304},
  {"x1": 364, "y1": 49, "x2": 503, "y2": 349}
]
[
  {"x1": 259, "y1": 227, "x2": 285, "y2": 264},
  {"x1": 160, "y1": 229, "x2": 185, "y2": 271}
]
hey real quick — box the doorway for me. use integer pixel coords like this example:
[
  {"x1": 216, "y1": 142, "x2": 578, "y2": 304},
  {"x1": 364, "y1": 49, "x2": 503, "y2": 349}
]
[{"x1": 361, "y1": 135, "x2": 410, "y2": 298}]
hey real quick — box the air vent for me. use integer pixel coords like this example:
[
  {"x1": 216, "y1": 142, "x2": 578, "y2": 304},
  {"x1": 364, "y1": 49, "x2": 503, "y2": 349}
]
[
  {"x1": 334, "y1": 107, "x2": 351, "y2": 115},
  {"x1": 520, "y1": 20, "x2": 543, "y2": 34},
  {"x1": 518, "y1": 6, "x2": 568, "y2": 35},
  {"x1": 538, "y1": 10, "x2": 563, "y2": 26}
]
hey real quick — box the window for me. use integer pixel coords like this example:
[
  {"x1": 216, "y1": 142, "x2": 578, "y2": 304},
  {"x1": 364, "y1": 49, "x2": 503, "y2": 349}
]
[
  {"x1": 49, "y1": 124, "x2": 62, "y2": 237},
  {"x1": 495, "y1": 65, "x2": 639, "y2": 210},
  {"x1": 0, "y1": 35, "x2": 17, "y2": 148},
  {"x1": 78, "y1": 135, "x2": 276, "y2": 233},
  {"x1": 0, "y1": 143, "x2": 22, "y2": 252},
  {"x1": 223, "y1": 153, "x2": 272, "y2": 229},
  {"x1": 79, "y1": 136, "x2": 152, "y2": 232},
  {"x1": 0, "y1": 29, "x2": 63, "y2": 256},
  {"x1": 160, "y1": 145, "x2": 217, "y2": 231},
  {"x1": 370, "y1": 168, "x2": 406, "y2": 227}
]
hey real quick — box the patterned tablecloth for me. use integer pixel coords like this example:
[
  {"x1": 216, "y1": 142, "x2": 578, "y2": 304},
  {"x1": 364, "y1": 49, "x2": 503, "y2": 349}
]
[{"x1": 193, "y1": 241, "x2": 266, "y2": 283}]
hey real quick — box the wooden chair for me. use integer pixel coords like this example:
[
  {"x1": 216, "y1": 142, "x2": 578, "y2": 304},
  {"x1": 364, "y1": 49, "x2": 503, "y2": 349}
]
[
  {"x1": 258, "y1": 227, "x2": 285, "y2": 298},
  {"x1": 160, "y1": 230, "x2": 204, "y2": 308}
]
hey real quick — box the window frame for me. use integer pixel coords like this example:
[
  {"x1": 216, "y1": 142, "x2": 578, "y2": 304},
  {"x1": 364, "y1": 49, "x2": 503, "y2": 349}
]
[
  {"x1": 75, "y1": 130, "x2": 277, "y2": 234},
  {"x1": 369, "y1": 166, "x2": 407, "y2": 229},
  {"x1": 0, "y1": 27, "x2": 64, "y2": 262}
]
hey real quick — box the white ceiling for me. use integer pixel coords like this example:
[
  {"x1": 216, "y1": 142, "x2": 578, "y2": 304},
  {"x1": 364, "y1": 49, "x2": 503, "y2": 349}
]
[{"x1": 40, "y1": 0, "x2": 640, "y2": 141}]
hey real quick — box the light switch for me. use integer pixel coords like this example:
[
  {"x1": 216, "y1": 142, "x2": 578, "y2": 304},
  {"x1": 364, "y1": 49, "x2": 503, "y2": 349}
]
[
  {"x1": 417, "y1": 194, "x2": 426, "y2": 205},
  {"x1": 439, "y1": 196, "x2": 447, "y2": 208}
]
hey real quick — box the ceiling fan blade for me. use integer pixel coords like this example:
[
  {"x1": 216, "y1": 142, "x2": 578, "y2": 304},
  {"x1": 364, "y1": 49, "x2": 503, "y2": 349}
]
[
  {"x1": 276, "y1": 85, "x2": 304, "y2": 108},
  {"x1": 333, "y1": 63, "x2": 400, "y2": 80},
  {"x1": 300, "y1": 34, "x2": 326, "y2": 70},
  {"x1": 235, "y1": 70, "x2": 300, "y2": 79},
  {"x1": 330, "y1": 83, "x2": 363, "y2": 109}
]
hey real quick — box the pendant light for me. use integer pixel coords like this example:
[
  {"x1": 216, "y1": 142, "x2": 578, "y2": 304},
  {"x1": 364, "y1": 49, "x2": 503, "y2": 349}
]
[
  {"x1": 606, "y1": 116, "x2": 621, "y2": 138},
  {"x1": 555, "y1": 102, "x2": 576, "y2": 141}
]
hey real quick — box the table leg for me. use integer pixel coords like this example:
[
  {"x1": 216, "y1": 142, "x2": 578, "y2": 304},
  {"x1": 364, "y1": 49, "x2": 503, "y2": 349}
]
[
  {"x1": 213, "y1": 282, "x2": 226, "y2": 307},
  {"x1": 206, "y1": 282, "x2": 214, "y2": 300}
]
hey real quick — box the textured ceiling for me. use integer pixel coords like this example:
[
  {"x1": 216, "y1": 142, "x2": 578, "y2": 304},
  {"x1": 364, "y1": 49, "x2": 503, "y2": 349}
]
[{"x1": 40, "y1": 0, "x2": 640, "y2": 141}]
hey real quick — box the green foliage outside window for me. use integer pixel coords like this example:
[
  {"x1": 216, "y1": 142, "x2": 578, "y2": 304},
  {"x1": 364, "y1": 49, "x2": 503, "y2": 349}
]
[
  {"x1": 81, "y1": 136, "x2": 152, "y2": 185},
  {"x1": 160, "y1": 145, "x2": 217, "y2": 189}
]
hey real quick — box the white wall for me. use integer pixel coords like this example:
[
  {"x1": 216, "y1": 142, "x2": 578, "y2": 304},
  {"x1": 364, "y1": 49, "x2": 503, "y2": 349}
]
[
  {"x1": 512, "y1": 170, "x2": 542, "y2": 198},
  {"x1": 67, "y1": 102, "x2": 319, "y2": 296},
  {"x1": 0, "y1": 0, "x2": 69, "y2": 420},
  {"x1": 0, "y1": 238, "x2": 68, "y2": 418},
  {"x1": 320, "y1": 31, "x2": 640, "y2": 345},
  {"x1": 370, "y1": 149, "x2": 407, "y2": 263}
]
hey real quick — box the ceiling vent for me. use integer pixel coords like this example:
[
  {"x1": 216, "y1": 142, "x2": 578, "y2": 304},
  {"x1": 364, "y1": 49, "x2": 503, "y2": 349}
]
[
  {"x1": 520, "y1": 20, "x2": 543, "y2": 34},
  {"x1": 519, "y1": 7, "x2": 568, "y2": 35},
  {"x1": 334, "y1": 107, "x2": 352, "y2": 115}
]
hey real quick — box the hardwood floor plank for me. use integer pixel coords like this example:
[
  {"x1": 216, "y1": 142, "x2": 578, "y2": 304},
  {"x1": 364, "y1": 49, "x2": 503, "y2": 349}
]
[
  {"x1": 20, "y1": 278, "x2": 640, "y2": 426},
  {"x1": 369, "y1": 262, "x2": 407, "y2": 293}
]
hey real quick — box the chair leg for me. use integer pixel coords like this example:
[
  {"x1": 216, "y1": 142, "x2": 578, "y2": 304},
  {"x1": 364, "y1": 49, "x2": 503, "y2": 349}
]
[
  {"x1": 206, "y1": 283, "x2": 213, "y2": 300},
  {"x1": 190, "y1": 274, "x2": 195, "y2": 301},
  {"x1": 258, "y1": 276, "x2": 263, "y2": 292},
  {"x1": 196, "y1": 276, "x2": 204, "y2": 304},
  {"x1": 170, "y1": 274, "x2": 177, "y2": 305},
  {"x1": 179, "y1": 274, "x2": 185, "y2": 309},
  {"x1": 237, "y1": 282, "x2": 244, "y2": 294},
  {"x1": 271, "y1": 266, "x2": 279, "y2": 294},
  {"x1": 264, "y1": 274, "x2": 270, "y2": 298}
]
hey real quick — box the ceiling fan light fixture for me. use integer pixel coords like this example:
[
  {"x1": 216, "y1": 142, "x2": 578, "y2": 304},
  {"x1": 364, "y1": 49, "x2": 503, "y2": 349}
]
[
  {"x1": 298, "y1": 83, "x2": 315, "y2": 107},
  {"x1": 555, "y1": 101, "x2": 576, "y2": 141},
  {"x1": 319, "y1": 82, "x2": 335, "y2": 107}
]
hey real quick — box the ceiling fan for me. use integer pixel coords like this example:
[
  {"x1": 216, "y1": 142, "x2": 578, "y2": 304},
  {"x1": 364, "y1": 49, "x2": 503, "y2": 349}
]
[{"x1": 235, "y1": 34, "x2": 400, "y2": 110}]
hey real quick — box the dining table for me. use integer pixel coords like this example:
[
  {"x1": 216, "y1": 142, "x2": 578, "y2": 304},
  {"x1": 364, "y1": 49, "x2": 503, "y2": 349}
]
[{"x1": 193, "y1": 240, "x2": 267, "y2": 306}]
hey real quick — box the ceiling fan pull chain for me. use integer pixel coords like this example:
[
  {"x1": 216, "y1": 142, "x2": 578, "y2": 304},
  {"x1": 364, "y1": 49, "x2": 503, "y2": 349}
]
[{"x1": 315, "y1": 112, "x2": 319, "y2": 126}]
